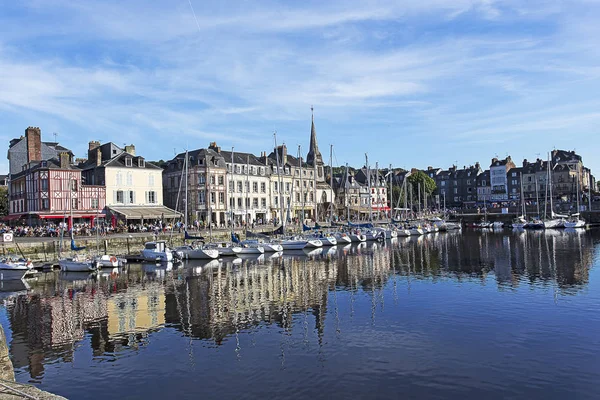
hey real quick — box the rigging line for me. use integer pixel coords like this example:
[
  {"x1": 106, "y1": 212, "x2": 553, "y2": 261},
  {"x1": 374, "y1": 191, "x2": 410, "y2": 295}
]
[{"x1": 187, "y1": 0, "x2": 202, "y2": 33}]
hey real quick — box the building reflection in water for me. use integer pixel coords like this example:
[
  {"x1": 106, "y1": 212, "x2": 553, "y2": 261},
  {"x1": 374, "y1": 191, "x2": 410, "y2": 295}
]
[{"x1": 1, "y1": 229, "x2": 595, "y2": 378}]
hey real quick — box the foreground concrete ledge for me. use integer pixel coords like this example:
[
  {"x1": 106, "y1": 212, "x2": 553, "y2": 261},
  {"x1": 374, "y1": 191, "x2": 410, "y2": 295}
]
[{"x1": 0, "y1": 380, "x2": 67, "y2": 399}]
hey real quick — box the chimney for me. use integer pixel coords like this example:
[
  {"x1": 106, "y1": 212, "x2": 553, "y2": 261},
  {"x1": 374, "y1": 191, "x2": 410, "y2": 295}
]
[
  {"x1": 278, "y1": 144, "x2": 288, "y2": 165},
  {"x1": 88, "y1": 141, "x2": 100, "y2": 151},
  {"x1": 475, "y1": 162, "x2": 480, "y2": 169},
  {"x1": 522, "y1": 159, "x2": 528, "y2": 167},
  {"x1": 59, "y1": 152, "x2": 70, "y2": 169},
  {"x1": 96, "y1": 148, "x2": 102, "y2": 166},
  {"x1": 25, "y1": 127, "x2": 42, "y2": 163},
  {"x1": 427, "y1": 166, "x2": 432, "y2": 170},
  {"x1": 124, "y1": 144, "x2": 136, "y2": 156},
  {"x1": 208, "y1": 142, "x2": 221, "y2": 153},
  {"x1": 492, "y1": 157, "x2": 498, "y2": 164}
]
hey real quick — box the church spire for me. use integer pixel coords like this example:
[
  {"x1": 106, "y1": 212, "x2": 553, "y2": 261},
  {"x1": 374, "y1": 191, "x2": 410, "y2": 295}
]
[{"x1": 307, "y1": 105, "x2": 323, "y2": 166}]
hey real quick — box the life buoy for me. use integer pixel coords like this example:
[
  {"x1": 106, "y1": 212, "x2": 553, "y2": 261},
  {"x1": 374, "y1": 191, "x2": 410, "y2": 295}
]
[{"x1": 110, "y1": 256, "x2": 117, "y2": 263}]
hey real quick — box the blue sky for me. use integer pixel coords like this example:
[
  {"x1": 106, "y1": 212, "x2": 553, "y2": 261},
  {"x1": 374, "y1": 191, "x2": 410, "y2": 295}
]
[{"x1": 1, "y1": 0, "x2": 599, "y2": 174}]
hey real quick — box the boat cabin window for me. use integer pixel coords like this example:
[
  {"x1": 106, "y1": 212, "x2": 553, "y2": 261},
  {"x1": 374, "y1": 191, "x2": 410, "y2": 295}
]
[{"x1": 145, "y1": 243, "x2": 157, "y2": 250}]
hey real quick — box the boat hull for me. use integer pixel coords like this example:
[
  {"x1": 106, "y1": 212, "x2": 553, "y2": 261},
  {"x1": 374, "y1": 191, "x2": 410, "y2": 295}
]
[
  {"x1": 263, "y1": 243, "x2": 283, "y2": 252},
  {"x1": 544, "y1": 219, "x2": 563, "y2": 229},
  {"x1": 349, "y1": 234, "x2": 366, "y2": 242},
  {"x1": 305, "y1": 239, "x2": 323, "y2": 248},
  {"x1": 239, "y1": 246, "x2": 264, "y2": 254},
  {"x1": 188, "y1": 249, "x2": 220, "y2": 259},
  {"x1": 140, "y1": 250, "x2": 173, "y2": 262},
  {"x1": 334, "y1": 234, "x2": 352, "y2": 244},
  {"x1": 217, "y1": 247, "x2": 242, "y2": 257},
  {"x1": 281, "y1": 240, "x2": 308, "y2": 250},
  {"x1": 59, "y1": 259, "x2": 97, "y2": 272},
  {"x1": 563, "y1": 220, "x2": 585, "y2": 228},
  {"x1": 318, "y1": 236, "x2": 337, "y2": 246},
  {"x1": 0, "y1": 267, "x2": 28, "y2": 281}
]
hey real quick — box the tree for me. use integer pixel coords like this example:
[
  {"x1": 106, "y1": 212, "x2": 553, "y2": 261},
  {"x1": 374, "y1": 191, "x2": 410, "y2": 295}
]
[
  {"x1": 407, "y1": 171, "x2": 436, "y2": 195},
  {"x1": 0, "y1": 186, "x2": 7, "y2": 216}
]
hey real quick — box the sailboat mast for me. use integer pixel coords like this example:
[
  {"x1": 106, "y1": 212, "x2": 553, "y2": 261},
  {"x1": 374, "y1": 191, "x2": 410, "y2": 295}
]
[
  {"x1": 184, "y1": 150, "x2": 188, "y2": 229},
  {"x1": 329, "y1": 144, "x2": 333, "y2": 223},
  {"x1": 299, "y1": 145, "x2": 304, "y2": 224},
  {"x1": 404, "y1": 177, "x2": 408, "y2": 219},
  {"x1": 548, "y1": 152, "x2": 554, "y2": 218},
  {"x1": 576, "y1": 168, "x2": 580, "y2": 214},
  {"x1": 366, "y1": 154, "x2": 372, "y2": 222},
  {"x1": 417, "y1": 183, "x2": 421, "y2": 216},
  {"x1": 389, "y1": 164, "x2": 393, "y2": 224},
  {"x1": 245, "y1": 154, "x2": 250, "y2": 228},
  {"x1": 230, "y1": 147, "x2": 235, "y2": 236},
  {"x1": 535, "y1": 176, "x2": 540, "y2": 218},
  {"x1": 345, "y1": 163, "x2": 350, "y2": 222},
  {"x1": 274, "y1": 132, "x2": 285, "y2": 230},
  {"x1": 589, "y1": 172, "x2": 593, "y2": 212},
  {"x1": 206, "y1": 153, "x2": 212, "y2": 242},
  {"x1": 375, "y1": 162, "x2": 381, "y2": 221},
  {"x1": 520, "y1": 172, "x2": 525, "y2": 218}
]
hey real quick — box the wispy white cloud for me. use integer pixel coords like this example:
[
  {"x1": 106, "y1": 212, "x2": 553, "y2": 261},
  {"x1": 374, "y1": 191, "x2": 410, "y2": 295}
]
[{"x1": 0, "y1": 0, "x2": 599, "y2": 171}]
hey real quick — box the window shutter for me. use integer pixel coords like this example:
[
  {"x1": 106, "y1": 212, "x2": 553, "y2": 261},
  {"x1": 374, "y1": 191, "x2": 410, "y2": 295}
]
[
  {"x1": 132, "y1": 191, "x2": 136, "y2": 204},
  {"x1": 145, "y1": 191, "x2": 149, "y2": 204},
  {"x1": 113, "y1": 190, "x2": 117, "y2": 204}
]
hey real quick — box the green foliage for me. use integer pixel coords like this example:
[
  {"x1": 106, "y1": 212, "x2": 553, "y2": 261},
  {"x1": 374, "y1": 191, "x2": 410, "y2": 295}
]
[
  {"x1": 0, "y1": 186, "x2": 8, "y2": 216},
  {"x1": 407, "y1": 171, "x2": 437, "y2": 195}
]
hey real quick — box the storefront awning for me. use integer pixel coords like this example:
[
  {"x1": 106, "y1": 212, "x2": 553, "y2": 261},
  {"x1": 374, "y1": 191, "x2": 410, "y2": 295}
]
[
  {"x1": 38, "y1": 213, "x2": 106, "y2": 219},
  {"x1": 108, "y1": 205, "x2": 182, "y2": 220},
  {"x1": 2, "y1": 214, "x2": 23, "y2": 221}
]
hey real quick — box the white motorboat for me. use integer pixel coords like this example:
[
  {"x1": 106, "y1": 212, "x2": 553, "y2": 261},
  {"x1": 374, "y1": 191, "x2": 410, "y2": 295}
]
[
  {"x1": 141, "y1": 241, "x2": 175, "y2": 262},
  {"x1": 491, "y1": 221, "x2": 504, "y2": 229},
  {"x1": 176, "y1": 244, "x2": 220, "y2": 259},
  {"x1": 241, "y1": 239, "x2": 283, "y2": 252},
  {"x1": 333, "y1": 232, "x2": 352, "y2": 244},
  {"x1": 0, "y1": 258, "x2": 34, "y2": 280},
  {"x1": 93, "y1": 254, "x2": 126, "y2": 268},
  {"x1": 59, "y1": 255, "x2": 97, "y2": 272}
]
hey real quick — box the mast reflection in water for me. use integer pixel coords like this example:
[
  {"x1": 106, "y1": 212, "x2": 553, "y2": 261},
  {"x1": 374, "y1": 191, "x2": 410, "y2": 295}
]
[{"x1": 1, "y1": 229, "x2": 599, "y2": 399}]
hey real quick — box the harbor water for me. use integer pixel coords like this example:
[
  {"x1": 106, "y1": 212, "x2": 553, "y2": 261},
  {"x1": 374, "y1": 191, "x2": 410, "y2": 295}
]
[{"x1": 1, "y1": 229, "x2": 599, "y2": 399}]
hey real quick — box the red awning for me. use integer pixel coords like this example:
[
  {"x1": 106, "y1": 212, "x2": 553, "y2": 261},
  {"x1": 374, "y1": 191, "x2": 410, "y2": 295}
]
[
  {"x1": 2, "y1": 214, "x2": 23, "y2": 221},
  {"x1": 39, "y1": 215, "x2": 65, "y2": 219},
  {"x1": 371, "y1": 206, "x2": 391, "y2": 211},
  {"x1": 39, "y1": 213, "x2": 106, "y2": 219}
]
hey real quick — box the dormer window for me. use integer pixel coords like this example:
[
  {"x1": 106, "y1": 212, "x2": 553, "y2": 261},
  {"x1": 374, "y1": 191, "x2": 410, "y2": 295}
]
[
  {"x1": 138, "y1": 158, "x2": 145, "y2": 168},
  {"x1": 199, "y1": 158, "x2": 204, "y2": 166},
  {"x1": 125, "y1": 157, "x2": 132, "y2": 167}
]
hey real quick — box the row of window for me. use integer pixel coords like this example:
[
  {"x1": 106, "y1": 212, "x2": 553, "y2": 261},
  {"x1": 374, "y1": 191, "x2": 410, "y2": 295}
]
[
  {"x1": 226, "y1": 164, "x2": 316, "y2": 178},
  {"x1": 116, "y1": 172, "x2": 156, "y2": 187},
  {"x1": 115, "y1": 190, "x2": 157, "y2": 204}
]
